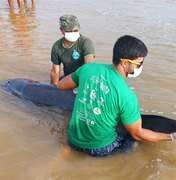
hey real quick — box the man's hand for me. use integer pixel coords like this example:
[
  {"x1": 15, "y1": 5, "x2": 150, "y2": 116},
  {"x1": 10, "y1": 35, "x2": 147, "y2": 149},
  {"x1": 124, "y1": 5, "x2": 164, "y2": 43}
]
[
  {"x1": 84, "y1": 56, "x2": 94, "y2": 63},
  {"x1": 170, "y1": 132, "x2": 176, "y2": 141}
]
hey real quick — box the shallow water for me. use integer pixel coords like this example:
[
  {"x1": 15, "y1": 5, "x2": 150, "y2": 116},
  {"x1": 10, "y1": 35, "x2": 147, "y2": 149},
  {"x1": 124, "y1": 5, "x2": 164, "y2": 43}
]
[{"x1": 0, "y1": 0, "x2": 176, "y2": 179}]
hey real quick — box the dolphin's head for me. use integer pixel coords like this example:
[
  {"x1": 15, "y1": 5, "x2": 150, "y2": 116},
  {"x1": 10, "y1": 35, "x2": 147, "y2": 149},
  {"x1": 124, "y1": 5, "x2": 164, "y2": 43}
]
[
  {"x1": 1, "y1": 78, "x2": 75, "y2": 111},
  {"x1": 5, "y1": 78, "x2": 30, "y2": 97}
]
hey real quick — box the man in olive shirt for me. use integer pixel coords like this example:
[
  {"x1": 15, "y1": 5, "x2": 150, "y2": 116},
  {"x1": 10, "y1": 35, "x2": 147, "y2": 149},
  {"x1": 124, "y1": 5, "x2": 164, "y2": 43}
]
[{"x1": 50, "y1": 14, "x2": 95, "y2": 86}]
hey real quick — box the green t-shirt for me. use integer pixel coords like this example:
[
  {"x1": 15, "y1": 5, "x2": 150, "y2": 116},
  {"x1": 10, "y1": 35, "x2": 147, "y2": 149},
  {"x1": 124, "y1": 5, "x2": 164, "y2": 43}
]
[
  {"x1": 51, "y1": 35, "x2": 95, "y2": 76},
  {"x1": 68, "y1": 63, "x2": 141, "y2": 149}
]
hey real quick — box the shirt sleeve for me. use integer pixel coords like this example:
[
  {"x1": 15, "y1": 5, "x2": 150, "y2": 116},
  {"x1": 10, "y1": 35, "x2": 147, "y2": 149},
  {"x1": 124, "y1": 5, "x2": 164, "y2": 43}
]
[
  {"x1": 71, "y1": 64, "x2": 88, "y2": 86},
  {"x1": 120, "y1": 90, "x2": 141, "y2": 125},
  {"x1": 82, "y1": 38, "x2": 95, "y2": 59}
]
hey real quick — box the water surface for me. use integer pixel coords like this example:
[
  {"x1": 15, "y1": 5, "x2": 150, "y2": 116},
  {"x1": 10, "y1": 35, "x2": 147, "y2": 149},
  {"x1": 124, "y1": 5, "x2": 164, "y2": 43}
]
[{"x1": 0, "y1": 0, "x2": 176, "y2": 179}]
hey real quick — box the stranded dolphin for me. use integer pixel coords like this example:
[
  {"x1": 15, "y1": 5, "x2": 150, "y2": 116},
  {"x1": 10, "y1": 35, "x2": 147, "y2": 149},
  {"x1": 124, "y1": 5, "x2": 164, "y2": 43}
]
[
  {"x1": 4, "y1": 78, "x2": 75, "y2": 111},
  {"x1": 2, "y1": 78, "x2": 176, "y2": 133}
]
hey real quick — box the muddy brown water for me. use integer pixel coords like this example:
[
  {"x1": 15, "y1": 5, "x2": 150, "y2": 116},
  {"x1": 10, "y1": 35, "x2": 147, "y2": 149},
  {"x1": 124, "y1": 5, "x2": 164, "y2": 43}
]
[{"x1": 0, "y1": 0, "x2": 176, "y2": 179}]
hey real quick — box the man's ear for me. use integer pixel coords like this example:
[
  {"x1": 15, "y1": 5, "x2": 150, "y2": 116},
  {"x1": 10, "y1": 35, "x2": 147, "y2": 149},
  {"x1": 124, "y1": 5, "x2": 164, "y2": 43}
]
[
  {"x1": 121, "y1": 60, "x2": 128, "y2": 68},
  {"x1": 121, "y1": 60, "x2": 130, "y2": 75}
]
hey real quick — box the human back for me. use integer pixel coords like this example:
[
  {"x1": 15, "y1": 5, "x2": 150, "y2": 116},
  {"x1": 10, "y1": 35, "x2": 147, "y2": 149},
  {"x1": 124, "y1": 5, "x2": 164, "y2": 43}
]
[{"x1": 68, "y1": 62, "x2": 140, "y2": 149}]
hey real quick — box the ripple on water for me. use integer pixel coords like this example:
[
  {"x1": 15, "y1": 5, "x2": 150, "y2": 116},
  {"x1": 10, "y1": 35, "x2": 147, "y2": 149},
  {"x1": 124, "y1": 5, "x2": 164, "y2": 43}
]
[{"x1": 172, "y1": 111, "x2": 176, "y2": 115}]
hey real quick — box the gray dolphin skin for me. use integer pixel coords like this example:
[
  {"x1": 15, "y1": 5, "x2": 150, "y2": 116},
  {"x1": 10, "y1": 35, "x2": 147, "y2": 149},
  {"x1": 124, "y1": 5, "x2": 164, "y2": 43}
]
[
  {"x1": 3, "y1": 78, "x2": 176, "y2": 133},
  {"x1": 5, "y1": 78, "x2": 76, "y2": 111}
]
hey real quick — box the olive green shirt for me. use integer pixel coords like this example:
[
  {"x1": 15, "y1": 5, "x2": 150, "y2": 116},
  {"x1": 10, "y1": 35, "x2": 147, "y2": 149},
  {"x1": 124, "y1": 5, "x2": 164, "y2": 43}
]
[{"x1": 51, "y1": 35, "x2": 95, "y2": 76}]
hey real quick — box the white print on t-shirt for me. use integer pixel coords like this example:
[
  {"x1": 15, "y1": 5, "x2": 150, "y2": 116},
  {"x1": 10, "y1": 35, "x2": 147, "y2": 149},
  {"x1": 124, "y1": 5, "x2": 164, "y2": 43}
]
[
  {"x1": 97, "y1": 96, "x2": 104, "y2": 107},
  {"x1": 90, "y1": 89, "x2": 96, "y2": 101},
  {"x1": 100, "y1": 82, "x2": 110, "y2": 94},
  {"x1": 78, "y1": 74, "x2": 109, "y2": 116},
  {"x1": 87, "y1": 103, "x2": 91, "y2": 109},
  {"x1": 100, "y1": 74, "x2": 107, "y2": 82},
  {"x1": 93, "y1": 107, "x2": 101, "y2": 115},
  {"x1": 78, "y1": 97, "x2": 87, "y2": 103},
  {"x1": 87, "y1": 96, "x2": 104, "y2": 109},
  {"x1": 90, "y1": 76, "x2": 100, "y2": 84},
  {"x1": 90, "y1": 75, "x2": 110, "y2": 95},
  {"x1": 83, "y1": 84, "x2": 90, "y2": 94},
  {"x1": 77, "y1": 109, "x2": 95, "y2": 126},
  {"x1": 100, "y1": 97, "x2": 104, "y2": 102}
]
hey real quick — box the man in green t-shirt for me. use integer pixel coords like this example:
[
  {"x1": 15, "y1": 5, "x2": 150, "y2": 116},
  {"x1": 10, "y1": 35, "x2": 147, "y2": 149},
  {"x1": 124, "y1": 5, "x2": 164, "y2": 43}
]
[
  {"x1": 56, "y1": 35, "x2": 176, "y2": 156},
  {"x1": 50, "y1": 14, "x2": 95, "y2": 86}
]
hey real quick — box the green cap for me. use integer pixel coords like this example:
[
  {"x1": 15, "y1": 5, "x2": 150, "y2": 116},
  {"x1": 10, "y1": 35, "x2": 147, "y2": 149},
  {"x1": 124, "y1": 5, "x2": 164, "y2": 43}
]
[{"x1": 59, "y1": 15, "x2": 80, "y2": 31}]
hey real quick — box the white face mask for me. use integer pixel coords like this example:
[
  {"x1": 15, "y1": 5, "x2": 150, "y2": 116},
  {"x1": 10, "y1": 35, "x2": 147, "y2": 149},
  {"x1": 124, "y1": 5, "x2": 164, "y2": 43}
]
[
  {"x1": 64, "y1": 32, "x2": 80, "y2": 42},
  {"x1": 127, "y1": 65, "x2": 143, "y2": 78}
]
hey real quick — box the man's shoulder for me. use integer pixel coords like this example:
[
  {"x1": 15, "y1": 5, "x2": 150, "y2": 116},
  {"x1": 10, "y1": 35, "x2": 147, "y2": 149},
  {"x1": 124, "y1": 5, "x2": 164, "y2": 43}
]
[
  {"x1": 80, "y1": 63, "x2": 108, "y2": 72},
  {"x1": 52, "y1": 38, "x2": 63, "y2": 47},
  {"x1": 79, "y1": 35, "x2": 93, "y2": 43}
]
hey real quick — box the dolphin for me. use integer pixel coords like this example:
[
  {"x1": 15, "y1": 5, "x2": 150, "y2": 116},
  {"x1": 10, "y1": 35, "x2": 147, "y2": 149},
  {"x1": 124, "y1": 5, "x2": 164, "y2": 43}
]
[
  {"x1": 2, "y1": 78, "x2": 176, "y2": 133},
  {"x1": 4, "y1": 78, "x2": 75, "y2": 111}
]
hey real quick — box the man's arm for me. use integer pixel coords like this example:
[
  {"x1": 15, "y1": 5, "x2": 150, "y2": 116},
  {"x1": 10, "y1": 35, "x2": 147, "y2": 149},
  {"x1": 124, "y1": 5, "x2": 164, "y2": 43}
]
[
  {"x1": 50, "y1": 64, "x2": 60, "y2": 86},
  {"x1": 84, "y1": 55, "x2": 94, "y2": 63},
  {"x1": 124, "y1": 119, "x2": 172, "y2": 142},
  {"x1": 56, "y1": 75, "x2": 77, "y2": 90},
  {"x1": 82, "y1": 37, "x2": 95, "y2": 63}
]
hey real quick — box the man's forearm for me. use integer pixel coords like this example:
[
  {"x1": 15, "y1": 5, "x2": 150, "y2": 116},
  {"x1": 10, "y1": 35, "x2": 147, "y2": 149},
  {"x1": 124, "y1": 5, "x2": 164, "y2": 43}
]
[
  {"x1": 133, "y1": 128, "x2": 172, "y2": 142},
  {"x1": 56, "y1": 75, "x2": 77, "y2": 90},
  {"x1": 50, "y1": 72, "x2": 60, "y2": 86}
]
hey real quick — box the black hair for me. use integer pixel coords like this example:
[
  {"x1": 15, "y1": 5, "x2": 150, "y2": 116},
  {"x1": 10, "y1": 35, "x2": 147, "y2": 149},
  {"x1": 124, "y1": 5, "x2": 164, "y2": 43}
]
[{"x1": 112, "y1": 35, "x2": 148, "y2": 66}]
